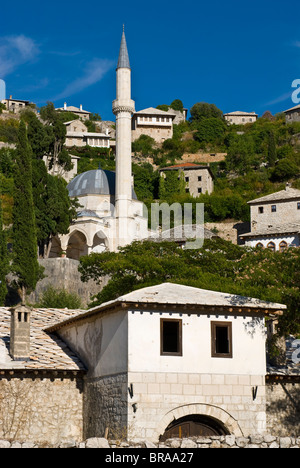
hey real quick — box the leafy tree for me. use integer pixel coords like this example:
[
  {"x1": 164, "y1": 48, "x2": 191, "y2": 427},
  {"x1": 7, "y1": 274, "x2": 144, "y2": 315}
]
[
  {"x1": 190, "y1": 102, "x2": 223, "y2": 122},
  {"x1": 271, "y1": 159, "x2": 299, "y2": 182},
  {"x1": 132, "y1": 134, "x2": 156, "y2": 156},
  {"x1": 267, "y1": 131, "x2": 277, "y2": 167},
  {"x1": 193, "y1": 118, "x2": 226, "y2": 145},
  {"x1": 158, "y1": 171, "x2": 186, "y2": 200},
  {"x1": 11, "y1": 121, "x2": 41, "y2": 303},
  {"x1": 0, "y1": 189, "x2": 8, "y2": 305},
  {"x1": 40, "y1": 102, "x2": 72, "y2": 172},
  {"x1": 90, "y1": 112, "x2": 102, "y2": 122},
  {"x1": 170, "y1": 99, "x2": 184, "y2": 112},
  {"x1": 79, "y1": 238, "x2": 299, "y2": 337}
]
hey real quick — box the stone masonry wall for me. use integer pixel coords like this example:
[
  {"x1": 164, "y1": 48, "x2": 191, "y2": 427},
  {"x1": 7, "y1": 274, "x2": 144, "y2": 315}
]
[
  {"x1": 0, "y1": 375, "x2": 84, "y2": 445},
  {"x1": 127, "y1": 372, "x2": 266, "y2": 441},
  {"x1": 83, "y1": 373, "x2": 128, "y2": 440},
  {"x1": 266, "y1": 383, "x2": 300, "y2": 436},
  {"x1": 0, "y1": 435, "x2": 299, "y2": 448}
]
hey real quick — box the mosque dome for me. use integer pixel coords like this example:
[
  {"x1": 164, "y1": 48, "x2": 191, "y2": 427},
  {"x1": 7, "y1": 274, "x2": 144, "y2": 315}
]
[{"x1": 67, "y1": 168, "x2": 137, "y2": 199}]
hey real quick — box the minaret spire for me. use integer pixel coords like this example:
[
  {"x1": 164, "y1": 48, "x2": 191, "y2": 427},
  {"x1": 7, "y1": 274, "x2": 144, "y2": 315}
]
[{"x1": 117, "y1": 26, "x2": 130, "y2": 70}]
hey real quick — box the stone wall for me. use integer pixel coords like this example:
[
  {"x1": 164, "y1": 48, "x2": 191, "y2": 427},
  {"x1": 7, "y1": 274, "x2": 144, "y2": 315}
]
[
  {"x1": 0, "y1": 374, "x2": 84, "y2": 445},
  {"x1": 83, "y1": 373, "x2": 128, "y2": 440},
  {"x1": 266, "y1": 382, "x2": 300, "y2": 436},
  {"x1": 0, "y1": 435, "x2": 299, "y2": 448},
  {"x1": 28, "y1": 258, "x2": 103, "y2": 308}
]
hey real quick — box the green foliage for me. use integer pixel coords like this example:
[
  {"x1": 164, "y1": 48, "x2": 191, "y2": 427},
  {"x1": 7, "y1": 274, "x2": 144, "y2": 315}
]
[
  {"x1": 12, "y1": 121, "x2": 41, "y2": 302},
  {"x1": 132, "y1": 134, "x2": 156, "y2": 156},
  {"x1": 194, "y1": 118, "x2": 227, "y2": 145},
  {"x1": 271, "y1": 159, "x2": 299, "y2": 181},
  {"x1": 90, "y1": 112, "x2": 102, "y2": 122},
  {"x1": 158, "y1": 171, "x2": 186, "y2": 200},
  {"x1": 79, "y1": 238, "x2": 299, "y2": 336},
  {"x1": 190, "y1": 102, "x2": 223, "y2": 121},
  {"x1": 37, "y1": 286, "x2": 83, "y2": 309},
  {"x1": 0, "y1": 191, "x2": 8, "y2": 305},
  {"x1": 0, "y1": 118, "x2": 19, "y2": 143},
  {"x1": 170, "y1": 99, "x2": 184, "y2": 112},
  {"x1": 132, "y1": 163, "x2": 159, "y2": 200}
]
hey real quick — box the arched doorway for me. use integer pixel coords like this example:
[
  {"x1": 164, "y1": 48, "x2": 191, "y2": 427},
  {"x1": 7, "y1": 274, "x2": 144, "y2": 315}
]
[
  {"x1": 160, "y1": 414, "x2": 229, "y2": 441},
  {"x1": 91, "y1": 231, "x2": 107, "y2": 254},
  {"x1": 67, "y1": 230, "x2": 88, "y2": 260}
]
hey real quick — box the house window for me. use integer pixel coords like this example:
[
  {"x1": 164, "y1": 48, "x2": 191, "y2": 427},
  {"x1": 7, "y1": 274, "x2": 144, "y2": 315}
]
[
  {"x1": 160, "y1": 319, "x2": 182, "y2": 356},
  {"x1": 271, "y1": 205, "x2": 277, "y2": 213},
  {"x1": 267, "y1": 242, "x2": 276, "y2": 252},
  {"x1": 211, "y1": 322, "x2": 232, "y2": 358},
  {"x1": 259, "y1": 207, "x2": 264, "y2": 214},
  {"x1": 198, "y1": 188, "x2": 202, "y2": 193},
  {"x1": 255, "y1": 243, "x2": 264, "y2": 249},
  {"x1": 185, "y1": 177, "x2": 189, "y2": 182},
  {"x1": 297, "y1": 202, "x2": 300, "y2": 210},
  {"x1": 198, "y1": 176, "x2": 202, "y2": 182},
  {"x1": 279, "y1": 241, "x2": 288, "y2": 252}
]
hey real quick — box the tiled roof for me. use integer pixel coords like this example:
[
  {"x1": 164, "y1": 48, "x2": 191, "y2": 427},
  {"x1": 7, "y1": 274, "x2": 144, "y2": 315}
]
[
  {"x1": 248, "y1": 187, "x2": 300, "y2": 204},
  {"x1": 46, "y1": 283, "x2": 287, "y2": 333},
  {"x1": 0, "y1": 307, "x2": 87, "y2": 372},
  {"x1": 241, "y1": 223, "x2": 300, "y2": 238},
  {"x1": 135, "y1": 107, "x2": 176, "y2": 116}
]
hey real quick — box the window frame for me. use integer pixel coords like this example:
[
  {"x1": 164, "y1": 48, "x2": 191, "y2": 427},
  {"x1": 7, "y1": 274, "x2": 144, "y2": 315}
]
[
  {"x1": 160, "y1": 318, "x2": 183, "y2": 357},
  {"x1": 211, "y1": 321, "x2": 233, "y2": 359}
]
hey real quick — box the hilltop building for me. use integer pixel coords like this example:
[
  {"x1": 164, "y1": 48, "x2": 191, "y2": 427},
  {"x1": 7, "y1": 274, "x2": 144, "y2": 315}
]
[
  {"x1": 1, "y1": 95, "x2": 31, "y2": 113},
  {"x1": 132, "y1": 107, "x2": 176, "y2": 143},
  {"x1": 64, "y1": 120, "x2": 111, "y2": 149},
  {"x1": 51, "y1": 29, "x2": 149, "y2": 258},
  {"x1": 159, "y1": 163, "x2": 214, "y2": 197},
  {"x1": 283, "y1": 104, "x2": 300, "y2": 123},
  {"x1": 55, "y1": 102, "x2": 91, "y2": 120},
  {"x1": 224, "y1": 111, "x2": 258, "y2": 125},
  {"x1": 240, "y1": 185, "x2": 300, "y2": 250}
]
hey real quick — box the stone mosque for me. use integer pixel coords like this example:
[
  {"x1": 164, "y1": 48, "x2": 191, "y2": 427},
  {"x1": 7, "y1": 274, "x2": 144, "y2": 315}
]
[{"x1": 51, "y1": 29, "x2": 149, "y2": 259}]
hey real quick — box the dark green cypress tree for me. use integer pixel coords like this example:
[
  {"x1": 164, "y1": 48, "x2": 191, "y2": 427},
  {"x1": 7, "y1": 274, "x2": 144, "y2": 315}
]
[
  {"x1": 0, "y1": 188, "x2": 8, "y2": 305},
  {"x1": 12, "y1": 120, "x2": 40, "y2": 303}
]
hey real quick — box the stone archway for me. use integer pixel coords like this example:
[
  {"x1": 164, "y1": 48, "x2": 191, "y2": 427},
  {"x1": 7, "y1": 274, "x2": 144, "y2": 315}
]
[
  {"x1": 155, "y1": 404, "x2": 243, "y2": 441},
  {"x1": 91, "y1": 231, "x2": 108, "y2": 254},
  {"x1": 67, "y1": 230, "x2": 89, "y2": 260}
]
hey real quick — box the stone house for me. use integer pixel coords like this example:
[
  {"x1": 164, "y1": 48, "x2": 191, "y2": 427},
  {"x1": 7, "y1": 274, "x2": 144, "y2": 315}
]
[
  {"x1": 0, "y1": 282, "x2": 288, "y2": 444},
  {"x1": 1, "y1": 96, "x2": 31, "y2": 114},
  {"x1": 159, "y1": 163, "x2": 214, "y2": 197},
  {"x1": 64, "y1": 120, "x2": 111, "y2": 149},
  {"x1": 240, "y1": 185, "x2": 300, "y2": 250},
  {"x1": 283, "y1": 104, "x2": 300, "y2": 123},
  {"x1": 132, "y1": 107, "x2": 176, "y2": 144},
  {"x1": 55, "y1": 102, "x2": 91, "y2": 120},
  {"x1": 224, "y1": 111, "x2": 258, "y2": 125}
]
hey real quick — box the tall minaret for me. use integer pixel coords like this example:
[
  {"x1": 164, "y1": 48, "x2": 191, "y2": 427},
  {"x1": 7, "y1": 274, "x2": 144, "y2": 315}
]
[{"x1": 112, "y1": 27, "x2": 135, "y2": 247}]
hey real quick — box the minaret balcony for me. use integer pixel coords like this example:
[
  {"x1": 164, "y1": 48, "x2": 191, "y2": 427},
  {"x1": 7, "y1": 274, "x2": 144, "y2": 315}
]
[{"x1": 112, "y1": 99, "x2": 135, "y2": 115}]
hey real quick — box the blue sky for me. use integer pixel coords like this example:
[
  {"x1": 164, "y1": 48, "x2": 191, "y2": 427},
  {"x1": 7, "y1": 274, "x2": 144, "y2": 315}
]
[{"x1": 1, "y1": 0, "x2": 300, "y2": 120}]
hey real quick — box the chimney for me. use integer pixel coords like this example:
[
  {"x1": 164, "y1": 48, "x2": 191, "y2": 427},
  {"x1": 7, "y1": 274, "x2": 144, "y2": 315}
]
[
  {"x1": 80, "y1": 104, "x2": 83, "y2": 111},
  {"x1": 9, "y1": 304, "x2": 31, "y2": 361},
  {"x1": 9, "y1": 95, "x2": 12, "y2": 100},
  {"x1": 64, "y1": 102, "x2": 67, "y2": 110}
]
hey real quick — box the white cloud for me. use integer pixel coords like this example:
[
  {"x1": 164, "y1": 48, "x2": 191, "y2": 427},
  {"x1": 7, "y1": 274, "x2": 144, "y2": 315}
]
[
  {"x1": 0, "y1": 35, "x2": 39, "y2": 77},
  {"x1": 52, "y1": 58, "x2": 114, "y2": 101}
]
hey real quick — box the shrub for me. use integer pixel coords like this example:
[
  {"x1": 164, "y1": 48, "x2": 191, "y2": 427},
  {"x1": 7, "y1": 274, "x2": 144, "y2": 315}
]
[{"x1": 38, "y1": 286, "x2": 83, "y2": 309}]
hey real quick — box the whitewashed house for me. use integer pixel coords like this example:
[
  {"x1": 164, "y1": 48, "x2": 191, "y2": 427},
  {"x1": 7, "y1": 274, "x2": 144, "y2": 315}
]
[{"x1": 47, "y1": 282, "x2": 286, "y2": 442}]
